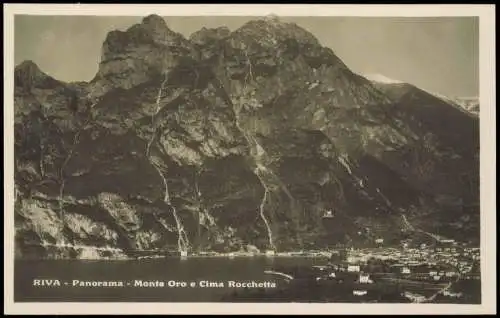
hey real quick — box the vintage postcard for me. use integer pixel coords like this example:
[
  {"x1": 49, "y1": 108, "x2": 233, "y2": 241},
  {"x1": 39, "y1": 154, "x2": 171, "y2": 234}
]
[{"x1": 4, "y1": 4, "x2": 496, "y2": 315}]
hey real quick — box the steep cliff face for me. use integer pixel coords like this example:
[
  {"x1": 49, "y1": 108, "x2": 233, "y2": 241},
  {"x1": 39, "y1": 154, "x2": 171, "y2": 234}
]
[{"x1": 14, "y1": 15, "x2": 480, "y2": 259}]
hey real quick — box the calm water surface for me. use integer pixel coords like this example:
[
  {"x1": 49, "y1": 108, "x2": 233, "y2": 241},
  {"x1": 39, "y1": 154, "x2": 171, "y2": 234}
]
[{"x1": 15, "y1": 257, "x2": 324, "y2": 302}]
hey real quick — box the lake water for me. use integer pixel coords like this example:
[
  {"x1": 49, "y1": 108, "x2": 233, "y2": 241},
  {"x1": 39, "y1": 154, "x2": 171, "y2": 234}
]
[
  {"x1": 16, "y1": 257, "x2": 477, "y2": 303},
  {"x1": 14, "y1": 257, "x2": 324, "y2": 302}
]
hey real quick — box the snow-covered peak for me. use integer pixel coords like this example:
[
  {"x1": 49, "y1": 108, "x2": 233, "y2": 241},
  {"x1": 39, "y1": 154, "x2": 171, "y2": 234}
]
[{"x1": 363, "y1": 73, "x2": 404, "y2": 84}]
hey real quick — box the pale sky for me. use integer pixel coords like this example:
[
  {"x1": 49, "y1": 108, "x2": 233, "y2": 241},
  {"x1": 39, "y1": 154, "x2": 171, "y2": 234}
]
[{"x1": 14, "y1": 15, "x2": 479, "y2": 97}]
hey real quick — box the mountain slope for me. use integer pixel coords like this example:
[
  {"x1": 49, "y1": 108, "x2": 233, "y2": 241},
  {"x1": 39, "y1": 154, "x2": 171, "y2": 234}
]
[
  {"x1": 14, "y1": 15, "x2": 480, "y2": 259},
  {"x1": 451, "y1": 97, "x2": 479, "y2": 115},
  {"x1": 365, "y1": 73, "x2": 480, "y2": 117}
]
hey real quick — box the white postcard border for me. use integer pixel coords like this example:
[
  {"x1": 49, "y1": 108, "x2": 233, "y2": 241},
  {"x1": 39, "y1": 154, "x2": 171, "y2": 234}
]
[{"x1": 3, "y1": 4, "x2": 496, "y2": 315}]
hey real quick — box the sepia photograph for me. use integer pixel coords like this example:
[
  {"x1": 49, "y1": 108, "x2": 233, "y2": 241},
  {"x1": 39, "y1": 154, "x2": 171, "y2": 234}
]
[{"x1": 4, "y1": 4, "x2": 496, "y2": 315}]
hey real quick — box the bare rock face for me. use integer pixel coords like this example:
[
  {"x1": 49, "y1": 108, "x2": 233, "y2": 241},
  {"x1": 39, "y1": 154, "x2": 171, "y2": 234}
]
[
  {"x1": 190, "y1": 26, "x2": 231, "y2": 45},
  {"x1": 14, "y1": 15, "x2": 480, "y2": 259},
  {"x1": 92, "y1": 14, "x2": 196, "y2": 97},
  {"x1": 14, "y1": 60, "x2": 60, "y2": 90}
]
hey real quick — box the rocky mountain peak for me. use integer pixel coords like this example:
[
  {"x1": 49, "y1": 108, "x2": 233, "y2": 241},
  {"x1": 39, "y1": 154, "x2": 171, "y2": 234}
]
[
  {"x1": 15, "y1": 60, "x2": 46, "y2": 82},
  {"x1": 14, "y1": 60, "x2": 61, "y2": 90},
  {"x1": 15, "y1": 60, "x2": 40, "y2": 73},
  {"x1": 137, "y1": 14, "x2": 184, "y2": 43},
  {"x1": 230, "y1": 16, "x2": 320, "y2": 49},
  {"x1": 93, "y1": 14, "x2": 196, "y2": 96},
  {"x1": 189, "y1": 26, "x2": 231, "y2": 45},
  {"x1": 141, "y1": 14, "x2": 169, "y2": 31},
  {"x1": 101, "y1": 14, "x2": 183, "y2": 59}
]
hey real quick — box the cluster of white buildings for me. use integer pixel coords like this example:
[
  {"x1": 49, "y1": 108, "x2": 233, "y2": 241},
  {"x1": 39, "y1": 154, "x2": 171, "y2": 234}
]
[{"x1": 339, "y1": 243, "x2": 480, "y2": 283}]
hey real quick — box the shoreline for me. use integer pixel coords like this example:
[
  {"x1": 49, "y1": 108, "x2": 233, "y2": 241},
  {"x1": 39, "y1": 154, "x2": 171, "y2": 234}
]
[
  {"x1": 15, "y1": 253, "x2": 333, "y2": 261},
  {"x1": 16, "y1": 244, "x2": 480, "y2": 261}
]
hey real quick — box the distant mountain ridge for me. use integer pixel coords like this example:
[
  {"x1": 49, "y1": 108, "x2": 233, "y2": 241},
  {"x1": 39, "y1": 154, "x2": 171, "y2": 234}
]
[
  {"x1": 14, "y1": 15, "x2": 479, "y2": 259},
  {"x1": 363, "y1": 73, "x2": 479, "y2": 116}
]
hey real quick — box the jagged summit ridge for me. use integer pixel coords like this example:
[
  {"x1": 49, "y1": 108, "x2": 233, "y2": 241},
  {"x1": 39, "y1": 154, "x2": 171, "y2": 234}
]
[
  {"x1": 230, "y1": 16, "x2": 320, "y2": 49},
  {"x1": 92, "y1": 14, "x2": 197, "y2": 96},
  {"x1": 135, "y1": 14, "x2": 187, "y2": 44},
  {"x1": 101, "y1": 14, "x2": 187, "y2": 60},
  {"x1": 91, "y1": 14, "x2": 349, "y2": 98},
  {"x1": 189, "y1": 26, "x2": 231, "y2": 45}
]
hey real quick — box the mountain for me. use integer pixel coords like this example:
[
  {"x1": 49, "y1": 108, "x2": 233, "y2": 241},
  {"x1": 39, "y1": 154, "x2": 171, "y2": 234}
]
[
  {"x1": 363, "y1": 72, "x2": 479, "y2": 207},
  {"x1": 364, "y1": 73, "x2": 480, "y2": 116},
  {"x1": 13, "y1": 15, "x2": 480, "y2": 259},
  {"x1": 451, "y1": 97, "x2": 479, "y2": 115},
  {"x1": 363, "y1": 74, "x2": 404, "y2": 85}
]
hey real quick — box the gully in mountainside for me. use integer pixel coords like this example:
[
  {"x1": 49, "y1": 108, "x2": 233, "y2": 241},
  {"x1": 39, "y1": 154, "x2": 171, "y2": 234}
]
[{"x1": 146, "y1": 72, "x2": 190, "y2": 254}]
